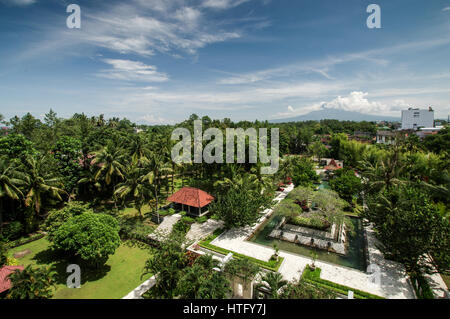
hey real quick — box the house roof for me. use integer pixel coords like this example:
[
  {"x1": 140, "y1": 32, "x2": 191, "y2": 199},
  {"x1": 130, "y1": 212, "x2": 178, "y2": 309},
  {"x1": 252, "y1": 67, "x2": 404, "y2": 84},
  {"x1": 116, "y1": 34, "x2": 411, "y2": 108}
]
[
  {"x1": 167, "y1": 187, "x2": 215, "y2": 208},
  {"x1": 324, "y1": 159, "x2": 342, "y2": 171},
  {"x1": 0, "y1": 265, "x2": 24, "y2": 293}
]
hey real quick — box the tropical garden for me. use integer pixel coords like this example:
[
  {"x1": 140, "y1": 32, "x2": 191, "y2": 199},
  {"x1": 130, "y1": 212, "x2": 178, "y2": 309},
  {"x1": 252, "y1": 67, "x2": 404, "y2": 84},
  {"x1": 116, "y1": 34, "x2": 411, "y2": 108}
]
[{"x1": 0, "y1": 110, "x2": 448, "y2": 299}]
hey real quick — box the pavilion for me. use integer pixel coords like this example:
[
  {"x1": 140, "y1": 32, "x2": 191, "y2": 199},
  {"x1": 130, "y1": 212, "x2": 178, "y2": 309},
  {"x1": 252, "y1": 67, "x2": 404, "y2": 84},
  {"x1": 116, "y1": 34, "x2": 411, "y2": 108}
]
[
  {"x1": 167, "y1": 187, "x2": 215, "y2": 217},
  {"x1": 324, "y1": 159, "x2": 343, "y2": 171}
]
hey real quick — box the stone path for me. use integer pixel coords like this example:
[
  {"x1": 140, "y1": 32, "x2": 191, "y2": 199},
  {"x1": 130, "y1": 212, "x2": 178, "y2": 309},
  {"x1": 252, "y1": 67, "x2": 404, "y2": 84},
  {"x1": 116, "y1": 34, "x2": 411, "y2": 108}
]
[
  {"x1": 122, "y1": 275, "x2": 156, "y2": 299},
  {"x1": 148, "y1": 213, "x2": 181, "y2": 241},
  {"x1": 426, "y1": 272, "x2": 449, "y2": 299},
  {"x1": 186, "y1": 219, "x2": 224, "y2": 242}
]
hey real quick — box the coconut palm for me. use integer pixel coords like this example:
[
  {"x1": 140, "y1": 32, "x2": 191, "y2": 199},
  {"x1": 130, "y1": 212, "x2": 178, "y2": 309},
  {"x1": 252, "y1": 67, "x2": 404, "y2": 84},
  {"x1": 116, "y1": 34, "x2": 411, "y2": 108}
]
[
  {"x1": 22, "y1": 155, "x2": 66, "y2": 216},
  {"x1": 91, "y1": 142, "x2": 126, "y2": 186},
  {"x1": 114, "y1": 165, "x2": 150, "y2": 218},
  {"x1": 0, "y1": 157, "x2": 24, "y2": 229},
  {"x1": 128, "y1": 135, "x2": 150, "y2": 167},
  {"x1": 360, "y1": 150, "x2": 406, "y2": 194},
  {"x1": 256, "y1": 272, "x2": 288, "y2": 299}
]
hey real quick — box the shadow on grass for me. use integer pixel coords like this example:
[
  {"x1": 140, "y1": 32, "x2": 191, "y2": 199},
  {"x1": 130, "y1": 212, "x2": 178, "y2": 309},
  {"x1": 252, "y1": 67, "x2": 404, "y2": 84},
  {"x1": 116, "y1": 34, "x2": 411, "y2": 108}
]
[{"x1": 32, "y1": 248, "x2": 111, "y2": 286}]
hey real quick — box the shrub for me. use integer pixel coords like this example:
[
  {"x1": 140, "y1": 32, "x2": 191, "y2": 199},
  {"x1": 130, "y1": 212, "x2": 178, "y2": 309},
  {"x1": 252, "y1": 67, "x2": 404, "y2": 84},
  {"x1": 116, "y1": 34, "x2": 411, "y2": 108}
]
[
  {"x1": 181, "y1": 216, "x2": 195, "y2": 224},
  {"x1": 119, "y1": 218, "x2": 155, "y2": 243},
  {"x1": 0, "y1": 240, "x2": 7, "y2": 267},
  {"x1": 157, "y1": 210, "x2": 170, "y2": 217},
  {"x1": 6, "y1": 265, "x2": 57, "y2": 299},
  {"x1": 210, "y1": 214, "x2": 220, "y2": 220},
  {"x1": 196, "y1": 216, "x2": 208, "y2": 224},
  {"x1": 44, "y1": 201, "x2": 91, "y2": 240},
  {"x1": 4, "y1": 233, "x2": 45, "y2": 249},
  {"x1": 179, "y1": 211, "x2": 187, "y2": 216},
  {"x1": 288, "y1": 216, "x2": 330, "y2": 231},
  {"x1": 172, "y1": 220, "x2": 191, "y2": 234},
  {"x1": 51, "y1": 212, "x2": 120, "y2": 267},
  {"x1": 1, "y1": 221, "x2": 23, "y2": 241}
]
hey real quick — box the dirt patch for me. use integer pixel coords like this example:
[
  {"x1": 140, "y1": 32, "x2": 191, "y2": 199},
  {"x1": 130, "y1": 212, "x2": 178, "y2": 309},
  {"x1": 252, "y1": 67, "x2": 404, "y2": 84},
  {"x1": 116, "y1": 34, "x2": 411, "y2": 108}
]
[{"x1": 14, "y1": 249, "x2": 32, "y2": 259}]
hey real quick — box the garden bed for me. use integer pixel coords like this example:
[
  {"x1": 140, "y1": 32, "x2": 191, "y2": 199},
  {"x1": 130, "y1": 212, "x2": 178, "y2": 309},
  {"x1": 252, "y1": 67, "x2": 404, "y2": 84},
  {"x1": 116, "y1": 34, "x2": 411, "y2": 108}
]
[
  {"x1": 197, "y1": 229, "x2": 284, "y2": 272},
  {"x1": 302, "y1": 266, "x2": 384, "y2": 299}
]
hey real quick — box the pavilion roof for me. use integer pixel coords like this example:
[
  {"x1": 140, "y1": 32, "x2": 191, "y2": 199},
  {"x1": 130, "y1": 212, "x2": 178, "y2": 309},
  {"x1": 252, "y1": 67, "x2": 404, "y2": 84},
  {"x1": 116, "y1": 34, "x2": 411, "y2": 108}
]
[{"x1": 167, "y1": 187, "x2": 214, "y2": 208}]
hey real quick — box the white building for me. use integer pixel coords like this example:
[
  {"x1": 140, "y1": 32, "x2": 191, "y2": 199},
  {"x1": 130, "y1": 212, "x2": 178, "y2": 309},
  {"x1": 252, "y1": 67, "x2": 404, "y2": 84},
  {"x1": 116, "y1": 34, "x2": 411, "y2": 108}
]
[{"x1": 401, "y1": 107, "x2": 434, "y2": 130}]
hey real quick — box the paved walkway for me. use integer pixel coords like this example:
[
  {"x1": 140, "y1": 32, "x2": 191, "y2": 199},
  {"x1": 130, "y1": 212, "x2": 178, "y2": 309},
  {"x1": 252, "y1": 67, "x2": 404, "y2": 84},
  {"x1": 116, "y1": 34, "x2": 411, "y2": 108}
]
[
  {"x1": 186, "y1": 219, "x2": 224, "y2": 242},
  {"x1": 122, "y1": 275, "x2": 156, "y2": 299},
  {"x1": 208, "y1": 184, "x2": 415, "y2": 299},
  {"x1": 148, "y1": 213, "x2": 181, "y2": 241}
]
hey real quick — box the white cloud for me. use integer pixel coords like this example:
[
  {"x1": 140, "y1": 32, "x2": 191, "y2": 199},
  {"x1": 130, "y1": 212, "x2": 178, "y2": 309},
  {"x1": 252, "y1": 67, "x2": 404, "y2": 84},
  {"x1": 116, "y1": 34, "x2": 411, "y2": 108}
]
[
  {"x1": 0, "y1": 0, "x2": 36, "y2": 6},
  {"x1": 76, "y1": 1, "x2": 243, "y2": 57},
  {"x1": 137, "y1": 114, "x2": 174, "y2": 125},
  {"x1": 217, "y1": 37, "x2": 450, "y2": 85},
  {"x1": 272, "y1": 92, "x2": 411, "y2": 119},
  {"x1": 201, "y1": 0, "x2": 251, "y2": 10},
  {"x1": 442, "y1": 7, "x2": 450, "y2": 12},
  {"x1": 98, "y1": 59, "x2": 169, "y2": 83}
]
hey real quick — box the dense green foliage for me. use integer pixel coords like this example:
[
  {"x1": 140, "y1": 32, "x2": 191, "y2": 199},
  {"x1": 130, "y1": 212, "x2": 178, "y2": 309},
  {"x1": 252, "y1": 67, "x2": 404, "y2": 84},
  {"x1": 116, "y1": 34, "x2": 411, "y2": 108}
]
[
  {"x1": 6, "y1": 265, "x2": 57, "y2": 299},
  {"x1": 209, "y1": 186, "x2": 272, "y2": 229},
  {"x1": 142, "y1": 231, "x2": 189, "y2": 299},
  {"x1": 51, "y1": 212, "x2": 120, "y2": 267},
  {"x1": 177, "y1": 254, "x2": 231, "y2": 299},
  {"x1": 328, "y1": 168, "x2": 362, "y2": 202},
  {"x1": 0, "y1": 110, "x2": 448, "y2": 299}
]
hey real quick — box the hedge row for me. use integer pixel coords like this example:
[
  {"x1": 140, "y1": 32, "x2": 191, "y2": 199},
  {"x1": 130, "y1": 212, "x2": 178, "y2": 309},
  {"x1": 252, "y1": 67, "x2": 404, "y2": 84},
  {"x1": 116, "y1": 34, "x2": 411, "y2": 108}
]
[
  {"x1": 302, "y1": 266, "x2": 384, "y2": 299},
  {"x1": 198, "y1": 230, "x2": 284, "y2": 272},
  {"x1": 5, "y1": 233, "x2": 46, "y2": 249}
]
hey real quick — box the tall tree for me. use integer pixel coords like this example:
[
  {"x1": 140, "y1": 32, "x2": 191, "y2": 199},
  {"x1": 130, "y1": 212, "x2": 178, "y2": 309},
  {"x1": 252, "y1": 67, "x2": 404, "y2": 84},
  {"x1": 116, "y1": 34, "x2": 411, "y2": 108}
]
[
  {"x1": 0, "y1": 157, "x2": 24, "y2": 230},
  {"x1": 22, "y1": 155, "x2": 66, "y2": 225},
  {"x1": 91, "y1": 142, "x2": 126, "y2": 186}
]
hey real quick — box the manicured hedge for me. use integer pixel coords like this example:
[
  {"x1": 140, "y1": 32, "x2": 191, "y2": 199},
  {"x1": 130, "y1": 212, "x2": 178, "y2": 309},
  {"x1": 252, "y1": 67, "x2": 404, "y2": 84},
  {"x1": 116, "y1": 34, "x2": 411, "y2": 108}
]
[
  {"x1": 302, "y1": 266, "x2": 384, "y2": 299},
  {"x1": 5, "y1": 233, "x2": 45, "y2": 249},
  {"x1": 198, "y1": 229, "x2": 284, "y2": 272}
]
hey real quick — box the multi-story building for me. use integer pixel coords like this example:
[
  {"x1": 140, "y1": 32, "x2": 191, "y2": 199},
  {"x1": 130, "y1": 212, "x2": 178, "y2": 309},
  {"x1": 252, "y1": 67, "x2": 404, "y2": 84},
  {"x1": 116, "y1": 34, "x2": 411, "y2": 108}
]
[{"x1": 401, "y1": 107, "x2": 434, "y2": 130}]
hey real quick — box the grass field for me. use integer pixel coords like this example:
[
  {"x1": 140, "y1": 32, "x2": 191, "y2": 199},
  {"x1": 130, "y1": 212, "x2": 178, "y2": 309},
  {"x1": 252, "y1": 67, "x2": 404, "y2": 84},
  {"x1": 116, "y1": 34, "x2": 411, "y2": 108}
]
[{"x1": 8, "y1": 238, "x2": 152, "y2": 299}]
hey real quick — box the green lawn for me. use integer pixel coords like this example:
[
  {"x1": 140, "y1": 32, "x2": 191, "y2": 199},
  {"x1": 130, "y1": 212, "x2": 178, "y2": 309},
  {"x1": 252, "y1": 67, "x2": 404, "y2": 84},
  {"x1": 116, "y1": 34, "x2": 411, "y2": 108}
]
[{"x1": 8, "y1": 238, "x2": 152, "y2": 299}]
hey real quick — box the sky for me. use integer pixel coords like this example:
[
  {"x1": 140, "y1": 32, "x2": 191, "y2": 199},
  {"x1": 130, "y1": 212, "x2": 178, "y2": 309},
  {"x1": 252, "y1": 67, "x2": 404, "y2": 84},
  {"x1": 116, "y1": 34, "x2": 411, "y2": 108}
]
[{"x1": 0, "y1": 0, "x2": 449, "y2": 124}]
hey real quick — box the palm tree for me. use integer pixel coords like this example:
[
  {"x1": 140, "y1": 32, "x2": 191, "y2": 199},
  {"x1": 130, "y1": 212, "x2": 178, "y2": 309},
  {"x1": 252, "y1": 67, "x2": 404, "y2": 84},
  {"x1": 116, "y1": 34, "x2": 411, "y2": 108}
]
[
  {"x1": 0, "y1": 157, "x2": 24, "y2": 230},
  {"x1": 128, "y1": 135, "x2": 150, "y2": 167},
  {"x1": 360, "y1": 150, "x2": 406, "y2": 194},
  {"x1": 22, "y1": 155, "x2": 66, "y2": 216},
  {"x1": 91, "y1": 142, "x2": 126, "y2": 186},
  {"x1": 77, "y1": 168, "x2": 102, "y2": 199},
  {"x1": 256, "y1": 272, "x2": 288, "y2": 299},
  {"x1": 114, "y1": 166, "x2": 150, "y2": 218}
]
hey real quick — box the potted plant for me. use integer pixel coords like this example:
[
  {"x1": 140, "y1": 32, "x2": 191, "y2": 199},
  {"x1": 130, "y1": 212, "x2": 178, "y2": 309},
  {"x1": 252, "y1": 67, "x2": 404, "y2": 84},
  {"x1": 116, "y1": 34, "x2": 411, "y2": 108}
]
[{"x1": 309, "y1": 251, "x2": 318, "y2": 270}]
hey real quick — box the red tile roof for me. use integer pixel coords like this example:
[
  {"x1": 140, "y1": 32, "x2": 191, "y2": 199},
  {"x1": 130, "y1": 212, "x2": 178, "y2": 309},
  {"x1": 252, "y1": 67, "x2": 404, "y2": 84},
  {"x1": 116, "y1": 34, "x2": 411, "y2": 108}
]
[
  {"x1": 167, "y1": 187, "x2": 214, "y2": 208},
  {"x1": 324, "y1": 159, "x2": 342, "y2": 171},
  {"x1": 0, "y1": 265, "x2": 24, "y2": 293}
]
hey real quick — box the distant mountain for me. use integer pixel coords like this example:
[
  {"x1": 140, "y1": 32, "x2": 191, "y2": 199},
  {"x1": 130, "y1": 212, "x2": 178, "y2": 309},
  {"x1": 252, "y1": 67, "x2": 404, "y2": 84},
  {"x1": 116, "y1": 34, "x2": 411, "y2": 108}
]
[{"x1": 270, "y1": 109, "x2": 400, "y2": 123}]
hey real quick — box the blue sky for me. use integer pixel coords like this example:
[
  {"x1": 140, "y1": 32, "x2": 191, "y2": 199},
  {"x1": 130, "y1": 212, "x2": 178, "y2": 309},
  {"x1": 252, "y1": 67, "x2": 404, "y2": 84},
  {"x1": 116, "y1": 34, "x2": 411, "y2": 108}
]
[{"x1": 0, "y1": 0, "x2": 449, "y2": 124}]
